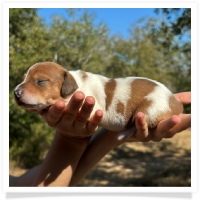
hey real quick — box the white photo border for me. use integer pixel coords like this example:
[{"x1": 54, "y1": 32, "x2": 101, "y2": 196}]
[{"x1": 1, "y1": 0, "x2": 198, "y2": 196}]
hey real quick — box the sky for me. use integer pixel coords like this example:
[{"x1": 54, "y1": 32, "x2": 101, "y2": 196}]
[{"x1": 37, "y1": 8, "x2": 157, "y2": 39}]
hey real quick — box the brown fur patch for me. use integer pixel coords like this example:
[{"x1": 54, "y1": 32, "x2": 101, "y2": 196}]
[
  {"x1": 152, "y1": 95, "x2": 183, "y2": 127},
  {"x1": 124, "y1": 79, "x2": 183, "y2": 128},
  {"x1": 125, "y1": 79, "x2": 156, "y2": 128},
  {"x1": 18, "y1": 62, "x2": 71, "y2": 106},
  {"x1": 169, "y1": 95, "x2": 183, "y2": 114},
  {"x1": 61, "y1": 72, "x2": 78, "y2": 97},
  {"x1": 117, "y1": 101, "x2": 125, "y2": 115},
  {"x1": 81, "y1": 71, "x2": 88, "y2": 80},
  {"x1": 104, "y1": 79, "x2": 117, "y2": 111}
]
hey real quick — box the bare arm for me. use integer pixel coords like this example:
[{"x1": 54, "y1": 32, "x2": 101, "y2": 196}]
[
  {"x1": 9, "y1": 92, "x2": 103, "y2": 187},
  {"x1": 69, "y1": 92, "x2": 191, "y2": 186}
]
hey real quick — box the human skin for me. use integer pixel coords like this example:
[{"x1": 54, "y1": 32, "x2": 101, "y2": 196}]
[
  {"x1": 9, "y1": 91, "x2": 191, "y2": 186},
  {"x1": 69, "y1": 92, "x2": 191, "y2": 186}
]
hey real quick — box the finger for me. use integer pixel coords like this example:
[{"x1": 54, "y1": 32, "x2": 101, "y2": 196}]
[
  {"x1": 165, "y1": 114, "x2": 191, "y2": 138},
  {"x1": 43, "y1": 100, "x2": 65, "y2": 127},
  {"x1": 87, "y1": 109, "x2": 103, "y2": 133},
  {"x1": 73, "y1": 96, "x2": 95, "y2": 129},
  {"x1": 60, "y1": 91, "x2": 85, "y2": 125},
  {"x1": 134, "y1": 112, "x2": 149, "y2": 140},
  {"x1": 155, "y1": 115, "x2": 181, "y2": 139},
  {"x1": 174, "y1": 92, "x2": 191, "y2": 104}
]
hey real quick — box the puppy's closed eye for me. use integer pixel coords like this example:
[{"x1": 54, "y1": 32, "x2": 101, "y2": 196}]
[
  {"x1": 35, "y1": 80, "x2": 48, "y2": 86},
  {"x1": 14, "y1": 61, "x2": 183, "y2": 133}
]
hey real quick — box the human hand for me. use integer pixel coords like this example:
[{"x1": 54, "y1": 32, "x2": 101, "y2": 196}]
[
  {"x1": 40, "y1": 91, "x2": 103, "y2": 138},
  {"x1": 126, "y1": 92, "x2": 191, "y2": 142}
]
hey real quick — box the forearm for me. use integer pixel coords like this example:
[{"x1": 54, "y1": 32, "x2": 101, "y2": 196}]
[
  {"x1": 10, "y1": 165, "x2": 41, "y2": 186},
  {"x1": 32, "y1": 131, "x2": 90, "y2": 186},
  {"x1": 69, "y1": 113, "x2": 191, "y2": 186},
  {"x1": 69, "y1": 129, "x2": 123, "y2": 186}
]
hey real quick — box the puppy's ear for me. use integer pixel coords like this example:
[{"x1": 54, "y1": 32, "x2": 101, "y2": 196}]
[{"x1": 61, "y1": 71, "x2": 78, "y2": 97}]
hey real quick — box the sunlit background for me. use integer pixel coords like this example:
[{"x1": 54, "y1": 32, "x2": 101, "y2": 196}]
[{"x1": 9, "y1": 8, "x2": 191, "y2": 186}]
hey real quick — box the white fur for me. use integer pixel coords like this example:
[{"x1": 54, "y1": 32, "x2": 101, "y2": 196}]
[
  {"x1": 145, "y1": 85, "x2": 171, "y2": 121},
  {"x1": 101, "y1": 78, "x2": 132, "y2": 131},
  {"x1": 70, "y1": 72, "x2": 138, "y2": 131},
  {"x1": 44, "y1": 69, "x2": 176, "y2": 133},
  {"x1": 69, "y1": 72, "x2": 174, "y2": 132},
  {"x1": 15, "y1": 63, "x2": 181, "y2": 141},
  {"x1": 69, "y1": 71, "x2": 108, "y2": 113}
]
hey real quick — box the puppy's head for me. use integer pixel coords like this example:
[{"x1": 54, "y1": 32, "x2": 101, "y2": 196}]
[{"x1": 14, "y1": 62, "x2": 78, "y2": 112}]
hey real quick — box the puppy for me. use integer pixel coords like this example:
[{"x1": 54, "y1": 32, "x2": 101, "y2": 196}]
[{"x1": 14, "y1": 62, "x2": 183, "y2": 137}]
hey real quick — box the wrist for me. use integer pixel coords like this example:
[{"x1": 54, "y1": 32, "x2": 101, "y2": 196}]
[
  {"x1": 33, "y1": 130, "x2": 90, "y2": 186},
  {"x1": 56, "y1": 130, "x2": 91, "y2": 145},
  {"x1": 90, "y1": 128, "x2": 123, "y2": 147}
]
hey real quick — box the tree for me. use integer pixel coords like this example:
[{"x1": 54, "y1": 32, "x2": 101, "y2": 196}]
[
  {"x1": 9, "y1": 8, "x2": 111, "y2": 168},
  {"x1": 9, "y1": 9, "x2": 53, "y2": 90},
  {"x1": 9, "y1": 8, "x2": 191, "y2": 168},
  {"x1": 154, "y1": 8, "x2": 191, "y2": 92},
  {"x1": 48, "y1": 9, "x2": 111, "y2": 73},
  {"x1": 9, "y1": 8, "x2": 54, "y2": 168}
]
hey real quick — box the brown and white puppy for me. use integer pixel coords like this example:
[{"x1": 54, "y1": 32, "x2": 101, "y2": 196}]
[{"x1": 14, "y1": 62, "x2": 183, "y2": 139}]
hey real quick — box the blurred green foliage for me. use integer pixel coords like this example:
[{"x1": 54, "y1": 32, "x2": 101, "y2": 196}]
[{"x1": 9, "y1": 8, "x2": 191, "y2": 168}]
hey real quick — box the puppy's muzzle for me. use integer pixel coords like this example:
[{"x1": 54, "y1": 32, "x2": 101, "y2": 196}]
[{"x1": 14, "y1": 86, "x2": 52, "y2": 111}]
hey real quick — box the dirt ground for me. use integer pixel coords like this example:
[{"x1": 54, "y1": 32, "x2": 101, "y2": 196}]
[{"x1": 9, "y1": 129, "x2": 191, "y2": 187}]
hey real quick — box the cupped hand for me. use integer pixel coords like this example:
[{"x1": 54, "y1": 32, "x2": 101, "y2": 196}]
[
  {"x1": 40, "y1": 91, "x2": 103, "y2": 138},
  {"x1": 127, "y1": 92, "x2": 191, "y2": 142}
]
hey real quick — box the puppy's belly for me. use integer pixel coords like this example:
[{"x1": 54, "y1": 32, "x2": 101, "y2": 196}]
[{"x1": 100, "y1": 111, "x2": 127, "y2": 131}]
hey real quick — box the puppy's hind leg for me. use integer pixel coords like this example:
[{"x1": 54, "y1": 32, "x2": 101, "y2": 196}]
[{"x1": 116, "y1": 125, "x2": 136, "y2": 142}]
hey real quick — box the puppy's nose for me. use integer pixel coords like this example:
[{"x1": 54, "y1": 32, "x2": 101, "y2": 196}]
[{"x1": 14, "y1": 89, "x2": 23, "y2": 99}]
